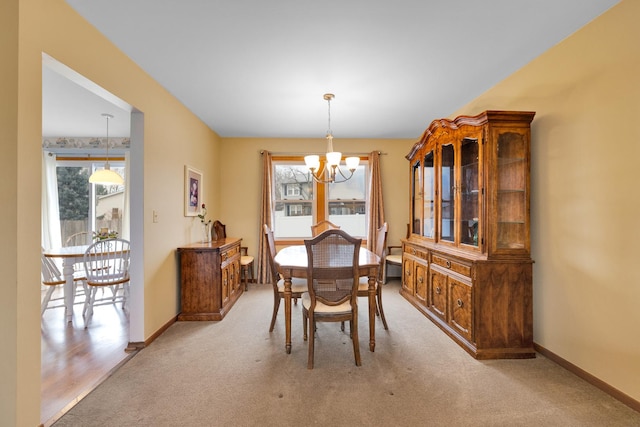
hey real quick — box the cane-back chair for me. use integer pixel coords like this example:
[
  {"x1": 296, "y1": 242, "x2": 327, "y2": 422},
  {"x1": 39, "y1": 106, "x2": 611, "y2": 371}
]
[{"x1": 302, "y1": 229, "x2": 362, "y2": 369}]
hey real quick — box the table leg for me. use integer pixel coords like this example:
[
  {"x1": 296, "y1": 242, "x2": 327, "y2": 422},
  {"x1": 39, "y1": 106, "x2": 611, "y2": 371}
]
[
  {"x1": 368, "y1": 274, "x2": 376, "y2": 352},
  {"x1": 284, "y1": 276, "x2": 292, "y2": 354},
  {"x1": 62, "y1": 258, "x2": 76, "y2": 323}
]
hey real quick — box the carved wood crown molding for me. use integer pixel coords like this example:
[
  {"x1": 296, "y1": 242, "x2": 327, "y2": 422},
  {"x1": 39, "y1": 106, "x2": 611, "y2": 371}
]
[
  {"x1": 42, "y1": 136, "x2": 130, "y2": 150},
  {"x1": 406, "y1": 110, "x2": 535, "y2": 160}
]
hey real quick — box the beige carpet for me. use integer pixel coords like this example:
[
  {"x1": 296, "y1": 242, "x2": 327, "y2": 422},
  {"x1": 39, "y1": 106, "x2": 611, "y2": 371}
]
[{"x1": 54, "y1": 280, "x2": 640, "y2": 426}]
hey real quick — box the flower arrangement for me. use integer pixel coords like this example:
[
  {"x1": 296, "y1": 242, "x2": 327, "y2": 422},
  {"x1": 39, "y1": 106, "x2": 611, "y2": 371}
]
[
  {"x1": 93, "y1": 229, "x2": 118, "y2": 241},
  {"x1": 197, "y1": 203, "x2": 212, "y2": 225}
]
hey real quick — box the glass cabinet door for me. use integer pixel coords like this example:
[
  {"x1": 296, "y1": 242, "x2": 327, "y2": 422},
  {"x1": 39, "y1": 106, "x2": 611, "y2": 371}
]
[
  {"x1": 459, "y1": 138, "x2": 479, "y2": 247},
  {"x1": 496, "y1": 131, "x2": 527, "y2": 249},
  {"x1": 440, "y1": 144, "x2": 455, "y2": 242},
  {"x1": 411, "y1": 159, "x2": 422, "y2": 235},
  {"x1": 423, "y1": 151, "x2": 435, "y2": 238}
]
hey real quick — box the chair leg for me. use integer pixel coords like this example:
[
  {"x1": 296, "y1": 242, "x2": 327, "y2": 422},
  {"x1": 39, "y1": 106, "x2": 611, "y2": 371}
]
[
  {"x1": 249, "y1": 262, "x2": 254, "y2": 288},
  {"x1": 302, "y1": 308, "x2": 308, "y2": 341},
  {"x1": 307, "y1": 316, "x2": 315, "y2": 369},
  {"x1": 377, "y1": 285, "x2": 388, "y2": 330},
  {"x1": 84, "y1": 287, "x2": 98, "y2": 328},
  {"x1": 352, "y1": 312, "x2": 361, "y2": 366},
  {"x1": 41, "y1": 286, "x2": 56, "y2": 316},
  {"x1": 269, "y1": 293, "x2": 280, "y2": 332}
]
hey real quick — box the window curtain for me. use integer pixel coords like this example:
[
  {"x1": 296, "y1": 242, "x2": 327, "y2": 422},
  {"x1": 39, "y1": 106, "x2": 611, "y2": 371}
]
[
  {"x1": 257, "y1": 151, "x2": 274, "y2": 284},
  {"x1": 42, "y1": 151, "x2": 61, "y2": 250},
  {"x1": 121, "y1": 151, "x2": 131, "y2": 241},
  {"x1": 367, "y1": 151, "x2": 385, "y2": 251}
]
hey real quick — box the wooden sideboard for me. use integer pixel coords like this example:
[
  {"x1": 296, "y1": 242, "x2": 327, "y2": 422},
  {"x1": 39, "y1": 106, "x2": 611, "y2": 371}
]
[{"x1": 177, "y1": 238, "x2": 243, "y2": 321}]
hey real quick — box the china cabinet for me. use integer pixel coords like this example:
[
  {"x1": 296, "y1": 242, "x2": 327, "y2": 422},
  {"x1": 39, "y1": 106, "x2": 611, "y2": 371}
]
[
  {"x1": 177, "y1": 238, "x2": 243, "y2": 321},
  {"x1": 401, "y1": 110, "x2": 535, "y2": 359}
]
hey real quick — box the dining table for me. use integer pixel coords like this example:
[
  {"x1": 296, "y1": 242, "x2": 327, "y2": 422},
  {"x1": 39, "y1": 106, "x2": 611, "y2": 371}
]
[
  {"x1": 43, "y1": 245, "x2": 91, "y2": 323},
  {"x1": 274, "y1": 244, "x2": 380, "y2": 354}
]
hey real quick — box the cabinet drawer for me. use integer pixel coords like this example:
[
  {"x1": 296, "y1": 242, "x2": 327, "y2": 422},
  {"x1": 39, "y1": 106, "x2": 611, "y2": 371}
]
[
  {"x1": 404, "y1": 244, "x2": 428, "y2": 261},
  {"x1": 449, "y1": 278, "x2": 473, "y2": 342},
  {"x1": 431, "y1": 254, "x2": 471, "y2": 278},
  {"x1": 221, "y1": 245, "x2": 239, "y2": 263},
  {"x1": 429, "y1": 269, "x2": 447, "y2": 320}
]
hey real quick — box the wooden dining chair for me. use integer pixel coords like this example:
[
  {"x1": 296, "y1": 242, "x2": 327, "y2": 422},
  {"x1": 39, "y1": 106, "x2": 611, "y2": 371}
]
[
  {"x1": 41, "y1": 250, "x2": 87, "y2": 317},
  {"x1": 263, "y1": 224, "x2": 307, "y2": 332},
  {"x1": 310, "y1": 220, "x2": 340, "y2": 237},
  {"x1": 214, "y1": 220, "x2": 254, "y2": 290},
  {"x1": 82, "y1": 238, "x2": 130, "y2": 327},
  {"x1": 64, "y1": 231, "x2": 92, "y2": 247},
  {"x1": 384, "y1": 223, "x2": 409, "y2": 283},
  {"x1": 302, "y1": 229, "x2": 362, "y2": 369},
  {"x1": 357, "y1": 222, "x2": 389, "y2": 330}
]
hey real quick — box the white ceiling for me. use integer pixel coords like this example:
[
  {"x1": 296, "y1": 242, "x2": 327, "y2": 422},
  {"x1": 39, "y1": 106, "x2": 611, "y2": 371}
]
[{"x1": 45, "y1": 0, "x2": 619, "y2": 140}]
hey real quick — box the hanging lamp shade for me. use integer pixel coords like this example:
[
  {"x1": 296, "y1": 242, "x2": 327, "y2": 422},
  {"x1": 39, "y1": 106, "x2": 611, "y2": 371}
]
[
  {"x1": 89, "y1": 163, "x2": 124, "y2": 185},
  {"x1": 89, "y1": 113, "x2": 124, "y2": 185}
]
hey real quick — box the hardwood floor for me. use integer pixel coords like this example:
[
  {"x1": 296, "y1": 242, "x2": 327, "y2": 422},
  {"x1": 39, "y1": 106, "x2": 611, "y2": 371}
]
[{"x1": 41, "y1": 287, "x2": 134, "y2": 426}]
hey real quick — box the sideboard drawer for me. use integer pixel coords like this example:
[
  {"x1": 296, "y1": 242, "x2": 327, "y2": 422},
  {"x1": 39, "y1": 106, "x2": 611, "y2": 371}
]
[{"x1": 431, "y1": 254, "x2": 471, "y2": 278}]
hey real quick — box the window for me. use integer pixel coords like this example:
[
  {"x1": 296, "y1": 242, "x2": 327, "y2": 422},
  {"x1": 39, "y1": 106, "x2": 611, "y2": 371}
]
[
  {"x1": 273, "y1": 158, "x2": 368, "y2": 239},
  {"x1": 56, "y1": 159, "x2": 125, "y2": 244},
  {"x1": 285, "y1": 184, "x2": 301, "y2": 197}
]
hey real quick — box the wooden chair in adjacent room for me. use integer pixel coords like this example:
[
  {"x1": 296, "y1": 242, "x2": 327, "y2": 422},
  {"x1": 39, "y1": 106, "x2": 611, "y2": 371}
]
[
  {"x1": 82, "y1": 238, "x2": 131, "y2": 327},
  {"x1": 213, "y1": 220, "x2": 254, "y2": 291},
  {"x1": 384, "y1": 223, "x2": 409, "y2": 283},
  {"x1": 302, "y1": 229, "x2": 362, "y2": 369},
  {"x1": 41, "y1": 250, "x2": 87, "y2": 317},
  {"x1": 263, "y1": 224, "x2": 307, "y2": 332},
  {"x1": 64, "y1": 231, "x2": 92, "y2": 247},
  {"x1": 356, "y1": 222, "x2": 389, "y2": 330},
  {"x1": 310, "y1": 220, "x2": 340, "y2": 237}
]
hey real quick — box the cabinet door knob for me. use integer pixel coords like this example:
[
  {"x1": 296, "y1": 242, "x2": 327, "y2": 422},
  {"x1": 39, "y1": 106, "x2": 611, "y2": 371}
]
[
  {"x1": 457, "y1": 298, "x2": 464, "y2": 308},
  {"x1": 435, "y1": 286, "x2": 441, "y2": 294},
  {"x1": 418, "y1": 277, "x2": 423, "y2": 283}
]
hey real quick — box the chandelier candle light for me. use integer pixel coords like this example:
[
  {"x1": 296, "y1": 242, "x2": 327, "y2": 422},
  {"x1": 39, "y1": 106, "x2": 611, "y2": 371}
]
[
  {"x1": 304, "y1": 93, "x2": 359, "y2": 183},
  {"x1": 89, "y1": 113, "x2": 124, "y2": 185}
]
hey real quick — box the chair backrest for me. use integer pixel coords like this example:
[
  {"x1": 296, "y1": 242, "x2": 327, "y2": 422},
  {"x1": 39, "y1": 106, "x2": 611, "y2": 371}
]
[
  {"x1": 305, "y1": 229, "x2": 361, "y2": 308},
  {"x1": 373, "y1": 223, "x2": 389, "y2": 281},
  {"x1": 83, "y1": 238, "x2": 130, "y2": 286},
  {"x1": 263, "y1": 224, "x2": 281, "y2": 286},
  {"x1": 212, "y1": 220, "x2": 226, "y2": 240},
  {"x1": 41, "y1": 252, "x2": 64, "y2": 286},
  {"x1": 65, "y1": 231, "x2": 92, "y2": 247},
  {"x1": 374, "y1": 223, "x2": 388, "y2": 259},
  {"x1": 310, "y1": 220, "x2": 341, "y2": 237}
]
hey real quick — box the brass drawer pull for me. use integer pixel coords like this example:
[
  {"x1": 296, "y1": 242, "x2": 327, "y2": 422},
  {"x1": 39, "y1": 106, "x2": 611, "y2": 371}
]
[
  {"x1": 446, "y1": 260, "x2": 451, "y2": 268},
  {"x1": 457, "y1": 298, "x2": 463, "y2": 308}
]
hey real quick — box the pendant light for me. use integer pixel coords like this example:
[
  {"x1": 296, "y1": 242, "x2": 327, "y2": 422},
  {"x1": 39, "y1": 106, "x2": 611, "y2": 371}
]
[
  {"x1": 304, "y1": 93, "x2": 359, "y2": 183},
  {"x1": 89, "y1": 113, "x2": 124, "y2": 185}
]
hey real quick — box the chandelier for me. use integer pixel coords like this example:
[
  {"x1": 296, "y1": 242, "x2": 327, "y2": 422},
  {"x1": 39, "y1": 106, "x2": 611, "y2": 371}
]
[
  {"x1": 304, "y1": 93, "x2": 359, "y2": 183},
  {"x1": 89, "y1": 113, "x2": 124, "y2": 185}
]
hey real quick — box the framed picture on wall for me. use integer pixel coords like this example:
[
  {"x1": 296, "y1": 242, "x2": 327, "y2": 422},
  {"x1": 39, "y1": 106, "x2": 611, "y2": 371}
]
[{"x1": 184, "y1": 165, "x2": 203, "y2": 217}]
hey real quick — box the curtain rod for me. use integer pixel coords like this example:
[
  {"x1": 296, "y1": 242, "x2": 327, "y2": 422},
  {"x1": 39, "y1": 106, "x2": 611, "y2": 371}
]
[{"x1": 260, "y1": 150, "x2": 386, "y2": 156}]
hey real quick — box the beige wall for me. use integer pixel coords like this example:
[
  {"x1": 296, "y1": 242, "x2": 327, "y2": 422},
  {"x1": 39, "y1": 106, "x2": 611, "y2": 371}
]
[
  {"x1": 4, "y1": 0, "x2": 638, "y2": 424},
  {"x1": 5, "y1": 0, "x2": 221, "y2": 424},
  {"x1": 454, "y1": 0, "x2": 640, "y2": 403},
  {"x1": 218, "y1": 137, "x2": 413, "y2": 257}
]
